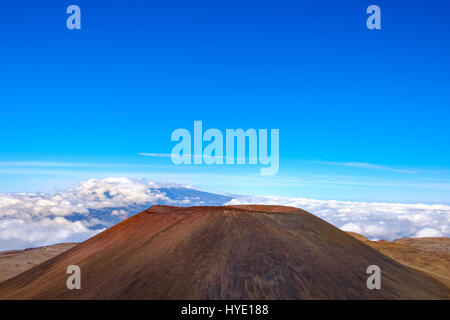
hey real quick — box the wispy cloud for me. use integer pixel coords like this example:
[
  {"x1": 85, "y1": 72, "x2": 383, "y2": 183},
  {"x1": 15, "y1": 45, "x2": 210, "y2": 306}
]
[
  {"x1": 0, "y1": 161, "x2": 159, "y2": 168},
  {"x1": 139, "y1": 153, "x2": 221, "y2": 160},
  {"x1": 137, "y1": 153, "x2": 172, "y2": 158},
  {"x1": 311, "y1": 160, "x2": 416, "y2": 174},
  {"x1": 138, "y1": 153, "x2": 257, "y2": 162},
  {"x1": 0, "y1": 161, "x2": 171, "y2": 170},
  {"x1": 0, "y1": 161, "x2": 108, "y2": 168}
]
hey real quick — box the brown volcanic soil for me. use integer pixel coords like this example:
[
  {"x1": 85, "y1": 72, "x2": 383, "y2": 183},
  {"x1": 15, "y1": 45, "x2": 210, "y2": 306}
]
[
  {"x1": 0, "y1": 205, "x2": 448, "y2": 300},
  {"x1": 394, "y1": 237, "x2": 450, "y2": 253},
  {"x1": 0, "y1": 243, "x2": 77, "y2": 283},
  {"x1": 347, "y1": 233, "x2": 450, "y2": 290}
]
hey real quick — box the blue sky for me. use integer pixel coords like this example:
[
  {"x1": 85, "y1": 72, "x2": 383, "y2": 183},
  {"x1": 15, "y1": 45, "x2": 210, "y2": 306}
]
[{"x1": 1, "y1": 0, "x2": 450, "y2": 203}]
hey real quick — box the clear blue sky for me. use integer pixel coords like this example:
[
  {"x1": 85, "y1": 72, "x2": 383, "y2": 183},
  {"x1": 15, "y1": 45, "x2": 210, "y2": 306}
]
[{"x1": 1, "y1": 0, "x2": 449, "y2": 203}]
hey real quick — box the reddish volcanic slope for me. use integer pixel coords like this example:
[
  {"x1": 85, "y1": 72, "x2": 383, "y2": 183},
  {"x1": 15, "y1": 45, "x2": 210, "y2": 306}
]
[{"x1": 0, "y1": 205, "x2": 448, "y2": 299}]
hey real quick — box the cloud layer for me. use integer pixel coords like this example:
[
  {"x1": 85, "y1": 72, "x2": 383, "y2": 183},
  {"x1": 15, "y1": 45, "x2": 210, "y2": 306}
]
[
  {"x1": 227, "y1": 196, "x2": 450, "y2": 240},
  {"x1": 0, "y1": 177, "x2": 449, "y2": 250},
  {"x1": 0, "y1": 178, "x2": 185, "y2": 250}
]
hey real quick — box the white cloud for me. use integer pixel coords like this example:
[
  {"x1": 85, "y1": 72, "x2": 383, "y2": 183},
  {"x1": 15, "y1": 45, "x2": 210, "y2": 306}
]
[
  {"x1": 0, "y1": 177, "x2": 169, "y2": 221},
  {"x1": 0, "y1": 178, "x2": 174, "y2": 250},
  {"x1": 363, "y1": 224, "x2": 388, "y2": 238},
  {"x1": 0, "y1": 217, "x2": 101, "y2": 250},
  {"x1": 341, "y1": 223, "x2": 362, "y2": 234},
  {"x1": 226, "y1": 195, "x2": 450, "y2": 240},
  {"x1": 1, "y1": 177, "x2": 449, "y2": 250},
  {"x1": 414, "y1": 228, "x2": 443, "y2": 238}
]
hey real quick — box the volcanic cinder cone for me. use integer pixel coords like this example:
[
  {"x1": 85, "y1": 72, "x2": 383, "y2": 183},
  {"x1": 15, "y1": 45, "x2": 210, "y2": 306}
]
[{"x1": 0, "y1": 205, "x2": 448, "y2": 299}]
